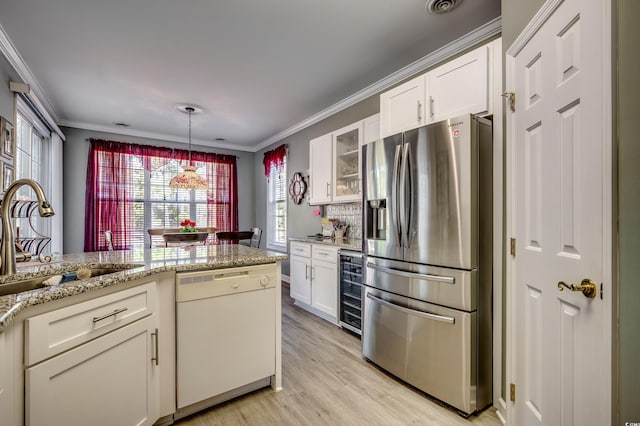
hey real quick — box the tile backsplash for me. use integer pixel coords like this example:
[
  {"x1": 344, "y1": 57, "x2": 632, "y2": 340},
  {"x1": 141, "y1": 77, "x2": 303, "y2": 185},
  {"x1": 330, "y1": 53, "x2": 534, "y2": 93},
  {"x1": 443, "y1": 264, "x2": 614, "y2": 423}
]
[{"x1": 326, "y1": 203, "x2": 362, "y2": 240}]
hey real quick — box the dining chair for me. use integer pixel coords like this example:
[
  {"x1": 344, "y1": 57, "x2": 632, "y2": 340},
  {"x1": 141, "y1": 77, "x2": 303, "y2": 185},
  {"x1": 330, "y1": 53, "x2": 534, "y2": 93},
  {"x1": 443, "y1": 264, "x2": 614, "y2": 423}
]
[
  {"x1": 215, "y1": 230, "x2": 254, "y2": 245},
  {"x1": 249, "y1": 227, "x2": 262, "y2": 248},
  {"x1": 104, "y1": 230, "x2": 114, "y2": 251}
]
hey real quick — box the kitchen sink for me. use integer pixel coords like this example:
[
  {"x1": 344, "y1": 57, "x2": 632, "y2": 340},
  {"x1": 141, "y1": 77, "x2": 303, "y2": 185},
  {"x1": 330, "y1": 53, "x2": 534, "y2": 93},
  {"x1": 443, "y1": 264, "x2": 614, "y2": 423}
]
[{"x1": 0, "y1": 266, "x2": 140, "y2": 297}]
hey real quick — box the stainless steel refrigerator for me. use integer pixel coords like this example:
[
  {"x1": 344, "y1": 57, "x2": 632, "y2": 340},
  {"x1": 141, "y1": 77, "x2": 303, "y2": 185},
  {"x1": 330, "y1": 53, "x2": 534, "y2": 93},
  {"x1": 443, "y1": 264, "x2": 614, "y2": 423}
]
[{"x1": 362, "y1": 114, "x2": 492, "y2": 415}]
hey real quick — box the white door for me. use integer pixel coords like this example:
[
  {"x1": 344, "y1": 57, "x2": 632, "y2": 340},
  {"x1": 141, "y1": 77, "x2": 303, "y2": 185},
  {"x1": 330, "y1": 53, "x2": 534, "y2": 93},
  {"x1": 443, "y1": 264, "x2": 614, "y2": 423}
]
[{"x1": 507, "y1": 0, "x2": 611, "y2": 425}]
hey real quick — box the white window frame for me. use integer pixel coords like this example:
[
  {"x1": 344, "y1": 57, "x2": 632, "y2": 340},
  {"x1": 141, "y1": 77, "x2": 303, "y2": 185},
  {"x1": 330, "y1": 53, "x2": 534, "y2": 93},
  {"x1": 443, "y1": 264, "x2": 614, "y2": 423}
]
[
  {"x1": 266, "y1": 157, "x2": 287, "y2": 251},
  {"x1": 14, "y1": 100, "x2": 57, "y2": 252}
]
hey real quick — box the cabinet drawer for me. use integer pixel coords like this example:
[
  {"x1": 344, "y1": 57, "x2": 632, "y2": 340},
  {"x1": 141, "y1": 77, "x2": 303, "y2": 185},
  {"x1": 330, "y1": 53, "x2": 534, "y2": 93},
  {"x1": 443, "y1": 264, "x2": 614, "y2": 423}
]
[
  {"x1": 312, "y1": 245, "x2": 339, "y2": 263},
  {"x1": 176, "y1": 263, "x2": 277, "y2": 303},
  {"x1": 25, "y1": 282, "x2": 157, "y2": 366},
  {"x1": 290, "y1": 241, "x2": 311, "y2": 258}
]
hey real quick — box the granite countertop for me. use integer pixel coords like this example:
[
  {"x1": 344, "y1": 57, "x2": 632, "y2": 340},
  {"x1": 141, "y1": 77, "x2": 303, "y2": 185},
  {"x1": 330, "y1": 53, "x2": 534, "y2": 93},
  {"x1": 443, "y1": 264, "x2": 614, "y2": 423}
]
[
  {"x1": 289, "y1": 236, "x2": 362, "y2": 251},
  {"x1": 0, "y1": 245, "x2": 287, "y2": 330}
]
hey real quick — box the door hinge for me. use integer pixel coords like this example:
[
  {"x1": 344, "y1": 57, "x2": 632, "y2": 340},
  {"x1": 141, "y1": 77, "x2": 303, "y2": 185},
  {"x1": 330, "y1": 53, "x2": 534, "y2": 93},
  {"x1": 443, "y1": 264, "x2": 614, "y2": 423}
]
[
  {"x1": 600, "y1": 282, "x2": 603, "y2": 300},
  {"x1": 502, "y1": 91, "x2": 516, "y2": 112},
  {"x1": 510, "y1": 238, "x2": 516, "y2": 257},
  {"x1": 510, "y1": 383, "x2": 516, "y2": 402}
]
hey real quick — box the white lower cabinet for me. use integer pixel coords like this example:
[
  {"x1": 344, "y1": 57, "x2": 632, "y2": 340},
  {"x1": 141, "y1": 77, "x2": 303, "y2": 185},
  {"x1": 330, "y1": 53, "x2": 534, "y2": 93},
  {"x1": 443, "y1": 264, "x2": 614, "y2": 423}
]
[
  {"x1": 310, "y1": 257, "x2": 338, "y2": 319},
  {"x1": 289, "y1": 242, "x2": 339, "y2": 323},
  {"x1": 24, "y1": 282, "x2": 160, "y2": 426},
  {"x1": 0, "y1": 328, "x2": 14, "y2": 426},
  {"x1": 289, "y1": 253, "x2": 312, "y2": 305}
]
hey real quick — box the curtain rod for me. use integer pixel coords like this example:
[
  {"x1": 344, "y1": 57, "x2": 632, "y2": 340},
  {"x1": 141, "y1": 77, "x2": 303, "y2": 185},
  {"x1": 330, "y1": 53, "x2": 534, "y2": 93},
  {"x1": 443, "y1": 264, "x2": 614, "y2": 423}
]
[{"x1": 83, "y1": 138, "x2": 239, "y2": 158}]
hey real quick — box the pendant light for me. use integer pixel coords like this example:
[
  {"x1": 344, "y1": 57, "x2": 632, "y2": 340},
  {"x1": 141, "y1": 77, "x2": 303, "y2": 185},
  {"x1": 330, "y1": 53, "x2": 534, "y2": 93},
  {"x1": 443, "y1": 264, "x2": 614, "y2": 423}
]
[{"x1": 169, "y1": 105, "x2": 208, "y2": 190}]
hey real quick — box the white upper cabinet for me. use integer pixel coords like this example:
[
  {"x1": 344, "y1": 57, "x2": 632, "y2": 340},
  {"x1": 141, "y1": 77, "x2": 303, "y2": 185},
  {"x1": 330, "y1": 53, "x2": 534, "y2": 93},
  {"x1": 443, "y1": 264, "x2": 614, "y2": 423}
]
[
  {"x1": 362, "y1": 113, "x2": 380, "y2": 146},
  {"x1": 332, "y1": 121, "x2": 363, "y2": 203},
  {"x1": 309, "y1": 133, "x2": 333, "y2": 205},
  {"x1": 380, "y1": 75, "x2": 426, "y2": 137},
  {"x1": 380, "y1": 39, "x2": 498, "y2": 137},
  {"x1": 427, "y1": 44, "x2": 491, "y2": 123},
  {"x1": 309, "y1": 113, "x2": 377, "y2": 205}
]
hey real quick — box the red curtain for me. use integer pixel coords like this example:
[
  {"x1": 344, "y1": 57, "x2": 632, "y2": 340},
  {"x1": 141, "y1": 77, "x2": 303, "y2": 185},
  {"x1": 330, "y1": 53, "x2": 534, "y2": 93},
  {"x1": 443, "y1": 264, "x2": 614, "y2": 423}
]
[
  {"x1": 84, "y1": 139, "x2": 237, "y2": 251},
  {"x1": 262, "y1": 144, "x2": 287, "y2": 176}
]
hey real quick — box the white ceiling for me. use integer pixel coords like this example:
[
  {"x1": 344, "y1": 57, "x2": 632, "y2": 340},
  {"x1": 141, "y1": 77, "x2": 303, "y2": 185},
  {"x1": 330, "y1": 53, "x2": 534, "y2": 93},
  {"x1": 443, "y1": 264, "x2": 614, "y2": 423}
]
[{"x1": 0, "y1": 0, "x2": 500, "y2": 152}]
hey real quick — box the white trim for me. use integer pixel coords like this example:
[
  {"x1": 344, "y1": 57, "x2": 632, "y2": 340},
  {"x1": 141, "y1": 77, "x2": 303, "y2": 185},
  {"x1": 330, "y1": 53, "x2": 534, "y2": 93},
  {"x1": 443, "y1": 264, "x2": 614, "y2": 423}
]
[
  {"x1": 59, "y1": 120, "x2": 256, "y2": 153},
  {"x1": 0, "y1": 24, "x2": 65, "y2": 140},
  {"x1": 504, "y1": 51, "x2": 517, "y2": 426},
  {"x1": 254, "y1": 17, "x2": 502, "y2": 152},
  {"x1": 599, "y1": 0, "x2": 613, "y2": 423},
  {"x1": 281, "y1": 274, "x2": 290, "y2": 284}
]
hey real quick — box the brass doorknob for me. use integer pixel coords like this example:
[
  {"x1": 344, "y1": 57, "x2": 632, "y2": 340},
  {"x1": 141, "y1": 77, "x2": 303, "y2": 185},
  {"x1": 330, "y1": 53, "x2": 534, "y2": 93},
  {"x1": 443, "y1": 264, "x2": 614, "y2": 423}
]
[{"x1": 557, "y1": 279, "x2": 597, "y2": 299}]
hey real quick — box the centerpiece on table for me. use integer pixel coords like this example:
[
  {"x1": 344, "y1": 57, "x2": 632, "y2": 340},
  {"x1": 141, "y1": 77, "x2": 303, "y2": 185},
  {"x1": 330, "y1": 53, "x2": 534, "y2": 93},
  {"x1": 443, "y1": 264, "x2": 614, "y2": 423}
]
[{"x1": 180, "y1": 219, "x2": 197, "y2": 233}]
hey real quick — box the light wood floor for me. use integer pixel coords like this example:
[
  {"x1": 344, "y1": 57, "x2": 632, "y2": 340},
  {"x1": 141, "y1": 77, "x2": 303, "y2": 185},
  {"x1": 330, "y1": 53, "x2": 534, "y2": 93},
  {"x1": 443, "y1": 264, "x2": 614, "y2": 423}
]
[{"x1": 175, "y1": 285, "x2": 502, "y2": 426}]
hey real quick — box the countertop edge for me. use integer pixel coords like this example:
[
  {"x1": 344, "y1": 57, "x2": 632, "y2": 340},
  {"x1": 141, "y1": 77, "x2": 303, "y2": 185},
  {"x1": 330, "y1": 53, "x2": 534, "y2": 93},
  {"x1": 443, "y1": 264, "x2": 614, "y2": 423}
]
[
  {"x1": 288, "y1": 236, "x2": 362, "y2": 251},
  {"x1": 0, "y1": 247, "x2": 287, "y2": 330}
]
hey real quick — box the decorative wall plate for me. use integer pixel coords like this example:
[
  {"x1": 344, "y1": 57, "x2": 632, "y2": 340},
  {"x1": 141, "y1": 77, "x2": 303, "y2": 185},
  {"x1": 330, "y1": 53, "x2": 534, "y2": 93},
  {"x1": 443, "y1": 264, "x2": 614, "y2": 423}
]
[{"x1": 288, "y1": 172, "x2": 307, "y2": 204}]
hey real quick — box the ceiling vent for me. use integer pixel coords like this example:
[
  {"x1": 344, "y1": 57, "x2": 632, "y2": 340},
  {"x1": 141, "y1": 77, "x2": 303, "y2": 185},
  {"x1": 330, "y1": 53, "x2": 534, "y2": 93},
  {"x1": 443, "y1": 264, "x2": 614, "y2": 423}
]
[{"x1": 426, "y1": 0, "x2": 462, "y2": 14}]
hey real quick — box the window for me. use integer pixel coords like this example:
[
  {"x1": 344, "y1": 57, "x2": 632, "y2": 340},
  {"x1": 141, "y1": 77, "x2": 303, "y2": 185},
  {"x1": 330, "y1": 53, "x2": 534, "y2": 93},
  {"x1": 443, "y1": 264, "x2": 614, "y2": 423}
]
[
  {"x1": 14, "y1": 108, "x2": 51, "y2": 252},
  {"x1": 265, "y1": 147, "x2": 287, "y2": 251},
  {"x1": 85, "y1": 139, "x2": 238, "y2": 251}
]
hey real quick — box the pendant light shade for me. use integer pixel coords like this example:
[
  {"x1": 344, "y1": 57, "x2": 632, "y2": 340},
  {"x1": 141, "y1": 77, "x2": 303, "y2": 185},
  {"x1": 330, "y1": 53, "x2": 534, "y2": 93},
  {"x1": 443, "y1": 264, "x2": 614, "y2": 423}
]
[{"x1": 169, "y1": 105, "x2": 208, "y2": 190}]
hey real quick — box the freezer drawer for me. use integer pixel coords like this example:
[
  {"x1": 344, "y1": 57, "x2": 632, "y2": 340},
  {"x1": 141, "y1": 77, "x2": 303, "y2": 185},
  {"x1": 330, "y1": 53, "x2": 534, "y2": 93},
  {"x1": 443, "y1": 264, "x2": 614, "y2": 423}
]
[
  {"x1": 362, "y1": 287, "x2": 479, "y2": 415},
  {"x1": 364, "y1": 256, "x2": 476, "y2": 311}
]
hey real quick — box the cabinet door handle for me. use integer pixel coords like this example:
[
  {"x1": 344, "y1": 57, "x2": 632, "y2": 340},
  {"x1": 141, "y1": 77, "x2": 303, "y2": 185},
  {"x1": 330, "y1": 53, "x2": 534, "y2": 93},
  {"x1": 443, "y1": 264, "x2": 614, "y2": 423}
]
[
  {"x1": 92, "y1": 307, "x2": 128, "y2": 324},
  {"x1": 305, "y1": 265, "x2": 309, "y2": 280},
  {"x1": 151, "y1": 328, "x2": 159, "y2": 366},
  {"x1": 429, "y1": 96, "x2": 434, "y2": 119},
  {"x1": 311, "y1": 266, "x2": 315, "y2": 280},
  {"x1": 326, "y1": 182, "x2": 331, "y2": 197},
  {"x1": 417, "y1": 100, "x2": 422, "y2": 122}
]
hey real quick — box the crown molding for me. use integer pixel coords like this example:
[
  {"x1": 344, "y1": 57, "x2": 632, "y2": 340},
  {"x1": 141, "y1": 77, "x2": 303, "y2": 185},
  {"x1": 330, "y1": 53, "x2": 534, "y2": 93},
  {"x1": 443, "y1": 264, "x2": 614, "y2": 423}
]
[
  {"x1": 254, "y1": 16, "x2": 501, "y2": 152},
  {"x1": 0, "y1": 23, "x2": 64, "y2": 138},
  {"x1": 58, "y1": 120, "x2": 256, "y2": 153}
]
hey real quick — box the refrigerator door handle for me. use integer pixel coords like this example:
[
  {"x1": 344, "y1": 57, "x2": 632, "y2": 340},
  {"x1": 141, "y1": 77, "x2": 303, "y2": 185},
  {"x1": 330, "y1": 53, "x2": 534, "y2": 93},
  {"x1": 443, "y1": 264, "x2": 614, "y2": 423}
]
[
  {"x1": 392, "y1": 144, "x2": 403, "y2": 245},
  {"x1": 400, "y1": 142, "x2": 413, "y2": 248},
  {"x1": 366, "y1": 292, "x2": 455, "y2": 324},
  {"x1": 366, "y1": 262, "x2": 456, "y2": 284}
]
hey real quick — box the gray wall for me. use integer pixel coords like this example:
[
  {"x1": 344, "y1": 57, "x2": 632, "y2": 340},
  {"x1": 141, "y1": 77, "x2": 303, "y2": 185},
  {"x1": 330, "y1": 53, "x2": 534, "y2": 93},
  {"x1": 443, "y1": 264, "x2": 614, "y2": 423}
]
[
  {"x1": 254, "y1": 95, "x2": 379, "y2": 276},
  {"x1": 62, "y1": 126, "x2": 255, "y2": 254},
  {"x1": 617, "y1": 0, "x2": 640, "y2": 422},
  {"x1": 501, "y1": 0, "x2": 546, "y2": 50}
]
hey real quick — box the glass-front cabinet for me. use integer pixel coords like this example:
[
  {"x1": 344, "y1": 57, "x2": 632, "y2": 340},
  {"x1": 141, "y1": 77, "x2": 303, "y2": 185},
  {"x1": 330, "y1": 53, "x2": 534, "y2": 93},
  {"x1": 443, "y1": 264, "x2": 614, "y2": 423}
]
[{"x1": 332, "y1": 121, "x2": 362, "y2": 203}]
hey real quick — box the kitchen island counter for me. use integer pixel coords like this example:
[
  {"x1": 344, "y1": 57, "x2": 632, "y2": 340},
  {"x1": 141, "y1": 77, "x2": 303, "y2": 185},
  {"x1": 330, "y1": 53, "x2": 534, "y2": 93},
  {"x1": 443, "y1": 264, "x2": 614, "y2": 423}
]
[{"x1": 0, "y1": 244, "x2": 287, "y2": 330}]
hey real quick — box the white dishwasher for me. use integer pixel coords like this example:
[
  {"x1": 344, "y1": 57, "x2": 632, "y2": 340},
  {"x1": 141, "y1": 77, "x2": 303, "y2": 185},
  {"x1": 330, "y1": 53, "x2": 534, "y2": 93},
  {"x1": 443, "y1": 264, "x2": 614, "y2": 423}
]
[{"x1": 175, "y1": 264, "x2": 277, "y2": 419}]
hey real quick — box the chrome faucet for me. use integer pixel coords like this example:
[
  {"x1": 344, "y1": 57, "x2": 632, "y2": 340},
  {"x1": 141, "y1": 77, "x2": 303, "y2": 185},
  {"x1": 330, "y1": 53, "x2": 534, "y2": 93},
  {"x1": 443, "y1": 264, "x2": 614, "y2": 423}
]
[{"x1": 1, "y1": 179, "x2": 55, "y2": 275}]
